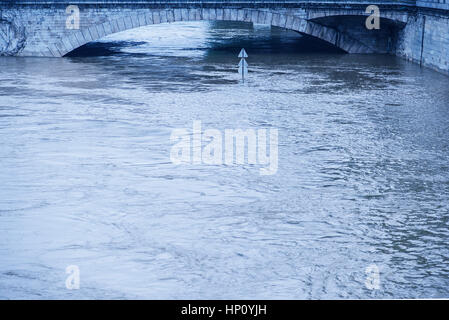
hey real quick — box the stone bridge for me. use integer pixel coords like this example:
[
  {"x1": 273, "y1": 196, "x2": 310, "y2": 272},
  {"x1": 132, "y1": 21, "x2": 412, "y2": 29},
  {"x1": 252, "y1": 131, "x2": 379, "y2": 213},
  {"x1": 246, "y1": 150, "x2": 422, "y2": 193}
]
[{"x1": 0, "y1": 1, "x2": 448, "y2": 74}]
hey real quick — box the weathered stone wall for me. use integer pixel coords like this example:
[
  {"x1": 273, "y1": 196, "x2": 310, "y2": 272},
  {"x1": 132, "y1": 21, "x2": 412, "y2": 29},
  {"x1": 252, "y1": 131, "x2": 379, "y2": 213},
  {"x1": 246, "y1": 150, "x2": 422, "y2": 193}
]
[{"x1": 396, "y1": 10, "x2": 449, "y2": 74}]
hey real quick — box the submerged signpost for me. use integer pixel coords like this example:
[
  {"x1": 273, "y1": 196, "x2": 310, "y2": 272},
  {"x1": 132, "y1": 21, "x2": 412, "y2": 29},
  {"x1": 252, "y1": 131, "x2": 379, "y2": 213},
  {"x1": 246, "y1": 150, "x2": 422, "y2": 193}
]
[{"x1": 238, "y1": 48, "x2": 248, "y2": 82}]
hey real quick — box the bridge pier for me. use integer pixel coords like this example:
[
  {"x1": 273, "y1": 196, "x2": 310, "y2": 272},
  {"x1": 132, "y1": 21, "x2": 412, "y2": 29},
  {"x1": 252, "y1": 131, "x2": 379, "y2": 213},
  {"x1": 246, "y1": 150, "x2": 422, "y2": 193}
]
[{"x1": 396, "y1": 12, "x2": 449, "y2": 73}]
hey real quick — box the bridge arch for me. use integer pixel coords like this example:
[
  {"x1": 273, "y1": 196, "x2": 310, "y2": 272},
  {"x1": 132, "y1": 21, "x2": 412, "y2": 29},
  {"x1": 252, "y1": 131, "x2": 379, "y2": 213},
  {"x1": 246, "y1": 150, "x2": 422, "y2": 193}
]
[
  {"x1": 305, "y1": 7, "x2": 409, "y2": 25},
  {"x1": 56, "y1": 8, "x2": 374, "y2": 57}
]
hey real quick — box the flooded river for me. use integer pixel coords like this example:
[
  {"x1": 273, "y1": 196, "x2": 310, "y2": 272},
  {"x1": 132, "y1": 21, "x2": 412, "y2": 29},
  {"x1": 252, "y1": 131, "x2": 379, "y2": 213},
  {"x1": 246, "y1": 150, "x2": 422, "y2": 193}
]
[{"x1": 1, "y1": 21, "x2": 448, "y2": 299}]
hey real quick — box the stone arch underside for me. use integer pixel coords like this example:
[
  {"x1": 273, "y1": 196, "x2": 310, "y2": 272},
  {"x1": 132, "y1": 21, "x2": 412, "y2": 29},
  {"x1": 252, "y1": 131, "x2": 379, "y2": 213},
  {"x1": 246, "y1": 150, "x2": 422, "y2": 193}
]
[
  {"x1": 305, "y1": 8, "x2": 409, "y2": 25},
  {"x1": 307, "y1": 14, "x2": 408, "y2": 54},
  {"x1": 53, "y1": 9, "x2": 376, "y2": 57}
]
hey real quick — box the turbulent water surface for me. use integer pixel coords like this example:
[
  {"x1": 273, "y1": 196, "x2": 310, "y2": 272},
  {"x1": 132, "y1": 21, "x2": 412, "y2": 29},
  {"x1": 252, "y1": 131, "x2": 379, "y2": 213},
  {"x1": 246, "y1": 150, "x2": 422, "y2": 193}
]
[{"x1": 1, "y1": 21, "x2": 449, "y2": 299}]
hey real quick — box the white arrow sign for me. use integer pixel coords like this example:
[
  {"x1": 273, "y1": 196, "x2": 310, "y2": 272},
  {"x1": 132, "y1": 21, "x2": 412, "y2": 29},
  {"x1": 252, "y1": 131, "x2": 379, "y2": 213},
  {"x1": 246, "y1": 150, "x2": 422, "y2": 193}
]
[
  {"x1": 238, "y1": 59, "x2": 248, "y2": 77},
  {"x1": 238, "y1": 48, "x2": 248, "y2": 58},
  {"x1": 238, "y1": 48, "x2": 248, "y2": 81}
]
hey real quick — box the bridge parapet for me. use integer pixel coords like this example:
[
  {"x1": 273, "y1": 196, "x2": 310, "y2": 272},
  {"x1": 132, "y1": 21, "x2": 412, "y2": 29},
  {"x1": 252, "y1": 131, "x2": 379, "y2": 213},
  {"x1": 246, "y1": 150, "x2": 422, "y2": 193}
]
[
  {"x1": 4, "y1": 1, "x2": 448, "y2": 12},
  {"x1": 0, "y1": 0, "x2": 419, "y2": 7},
  {"x1": 416, "y1": 0, "x2": 449, "y2": 10}
]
